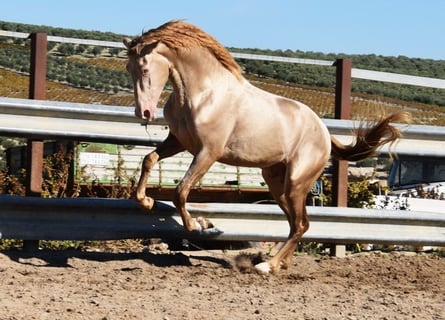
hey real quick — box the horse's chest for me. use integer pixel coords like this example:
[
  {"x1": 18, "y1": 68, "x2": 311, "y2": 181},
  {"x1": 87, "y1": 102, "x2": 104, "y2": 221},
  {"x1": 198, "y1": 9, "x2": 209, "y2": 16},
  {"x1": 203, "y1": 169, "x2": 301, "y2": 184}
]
[{"x1": 166, "y1": 116, "x2": 200, "y2": 154}]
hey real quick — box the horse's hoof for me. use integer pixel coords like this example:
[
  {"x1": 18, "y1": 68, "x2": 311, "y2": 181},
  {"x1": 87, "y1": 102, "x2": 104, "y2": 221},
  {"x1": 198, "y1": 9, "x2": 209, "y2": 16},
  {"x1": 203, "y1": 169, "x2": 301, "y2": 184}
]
[
  {"x1": 254, "y1": 262, "x2": 271, "y2": 275},
  {"x1": 189, "y1": 218, "x2": 222, "y2": 236},
  {"x1": 198, "y1": 227, "x2": 223, "y2": 236},
  {"x1": 195, "y1": 216, "x2": 214, "y2": 229},
  {"x1": 138, "y1": 196, "x2": 155, "y2": 210}
]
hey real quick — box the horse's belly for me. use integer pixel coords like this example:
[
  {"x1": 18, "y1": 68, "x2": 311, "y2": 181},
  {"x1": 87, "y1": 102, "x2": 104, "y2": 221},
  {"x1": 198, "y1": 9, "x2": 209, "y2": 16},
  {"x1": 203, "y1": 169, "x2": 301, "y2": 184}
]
[{"x1": 219, "y1": 142, "x2": 285, "y2": 168}]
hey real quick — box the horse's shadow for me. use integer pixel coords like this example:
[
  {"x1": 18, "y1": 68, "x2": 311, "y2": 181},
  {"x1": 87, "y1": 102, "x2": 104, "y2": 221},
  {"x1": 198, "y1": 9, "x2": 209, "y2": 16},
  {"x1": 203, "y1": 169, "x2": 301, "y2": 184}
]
[
  {"x1": 2, "y1": 246, "x2": 232, "y2": 269},
  {"x1": 2, "y1": 200, "x2": 233, "y2": 269}
]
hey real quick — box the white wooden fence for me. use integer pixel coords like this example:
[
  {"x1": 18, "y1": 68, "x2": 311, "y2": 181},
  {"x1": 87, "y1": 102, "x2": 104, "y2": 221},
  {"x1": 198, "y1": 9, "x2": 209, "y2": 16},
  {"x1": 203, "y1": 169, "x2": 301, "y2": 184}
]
[{"x1": 2, "y1": 30, "x2": 445, "y2": 90}]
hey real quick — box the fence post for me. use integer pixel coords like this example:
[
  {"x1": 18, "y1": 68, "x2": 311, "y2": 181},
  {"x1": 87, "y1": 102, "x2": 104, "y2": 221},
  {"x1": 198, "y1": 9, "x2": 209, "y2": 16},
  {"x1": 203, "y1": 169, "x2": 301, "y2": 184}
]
[
  {"x1": 330, "y1": 58, "x2": 352, "y2": 257},
  {"x1": 24, "y1": 33, "x2": 47, "y2": 251},
  {"x1": 332, "y1": 59, "x2": 352, "y2": 207}
]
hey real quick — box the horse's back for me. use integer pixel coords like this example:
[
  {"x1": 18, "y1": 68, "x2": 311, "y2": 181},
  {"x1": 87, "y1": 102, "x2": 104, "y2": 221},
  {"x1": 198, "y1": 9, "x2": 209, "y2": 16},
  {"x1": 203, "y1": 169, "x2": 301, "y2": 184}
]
[
  {"x1": 243, "y1": 84, "x2": 330, "y2": 145},
  {"x1": 218, "y1": 84, "x2": 331, "y2": 168}
]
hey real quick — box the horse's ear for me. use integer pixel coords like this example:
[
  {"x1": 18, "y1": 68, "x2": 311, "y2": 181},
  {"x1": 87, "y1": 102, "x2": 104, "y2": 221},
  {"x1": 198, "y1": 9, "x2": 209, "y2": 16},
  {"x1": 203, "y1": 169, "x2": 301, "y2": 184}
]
[
  {"x1": 139, "y1": 41, "x2": 159, "y2": 56},
  {"x1": 123, "y1": 37, "x2": 132, "y2": 49}
]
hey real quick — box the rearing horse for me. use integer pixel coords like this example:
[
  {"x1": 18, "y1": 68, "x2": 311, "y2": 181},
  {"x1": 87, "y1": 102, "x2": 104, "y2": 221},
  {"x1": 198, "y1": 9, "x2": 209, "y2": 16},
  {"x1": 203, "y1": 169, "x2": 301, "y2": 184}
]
[{"x1": 124, "y1": 20, "x2": 409, "y2": 274}]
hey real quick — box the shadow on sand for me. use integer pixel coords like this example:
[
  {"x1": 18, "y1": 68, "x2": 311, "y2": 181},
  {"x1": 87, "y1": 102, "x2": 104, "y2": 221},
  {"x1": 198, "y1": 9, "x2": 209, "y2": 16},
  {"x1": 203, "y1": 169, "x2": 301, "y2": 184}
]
[{"x1": 2, "y1": 247, "x2": 233, "y2": 269}]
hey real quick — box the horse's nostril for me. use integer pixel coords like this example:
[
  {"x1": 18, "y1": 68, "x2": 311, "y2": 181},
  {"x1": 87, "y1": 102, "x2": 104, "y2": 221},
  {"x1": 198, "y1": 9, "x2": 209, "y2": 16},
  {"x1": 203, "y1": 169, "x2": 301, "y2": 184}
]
[{"x1": 143, "y1": 110, "x2": 151, "y2": 120}]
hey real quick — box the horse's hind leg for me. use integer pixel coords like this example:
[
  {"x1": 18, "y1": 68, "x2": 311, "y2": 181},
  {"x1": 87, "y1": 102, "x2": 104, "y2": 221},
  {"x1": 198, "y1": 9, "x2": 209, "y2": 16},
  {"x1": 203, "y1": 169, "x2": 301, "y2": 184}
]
[
  {"x1": 261, "y1": 163, "x2": 290, "y2": 223},
  {"x1": 257, "y1": 184, "x2": 311, "y2": 274},
  {"x1": 256, "y1": 162, "x2": 322, "y2": 274},
  {"x1": 136, "y1": 133, "x2": 184, "y2": 210},
  {"x1": 260, "y1": 163, "x2": 293, "y2": 245}
]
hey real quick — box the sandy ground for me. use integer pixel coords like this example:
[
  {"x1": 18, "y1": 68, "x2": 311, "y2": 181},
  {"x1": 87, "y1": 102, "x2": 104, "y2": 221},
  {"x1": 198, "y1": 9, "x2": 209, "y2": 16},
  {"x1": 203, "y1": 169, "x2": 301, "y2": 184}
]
[{"x1": 0, "y1": 242, "x2": 443, "y2": 320}]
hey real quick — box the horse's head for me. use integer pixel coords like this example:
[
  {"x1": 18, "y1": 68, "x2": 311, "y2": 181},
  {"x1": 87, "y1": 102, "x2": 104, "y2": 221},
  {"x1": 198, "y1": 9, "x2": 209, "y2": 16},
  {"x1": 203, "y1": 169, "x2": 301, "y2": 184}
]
[{"x1": 123, "y1": 38, "x2": 170, "y2": 121}]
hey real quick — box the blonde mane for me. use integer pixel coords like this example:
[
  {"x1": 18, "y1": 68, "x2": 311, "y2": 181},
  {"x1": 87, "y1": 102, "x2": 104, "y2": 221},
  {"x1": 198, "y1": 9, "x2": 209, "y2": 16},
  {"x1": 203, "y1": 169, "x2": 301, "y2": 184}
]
[{"x1": 129, "y1": 20, "x2": 243, "y2": 80}]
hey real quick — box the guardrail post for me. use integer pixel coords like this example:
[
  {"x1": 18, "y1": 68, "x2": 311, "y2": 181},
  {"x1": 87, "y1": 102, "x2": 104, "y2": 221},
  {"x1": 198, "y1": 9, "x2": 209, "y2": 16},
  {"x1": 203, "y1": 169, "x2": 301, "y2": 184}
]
[
  {"x1": 24, "y1": 33, "x2": 47, "y2": 251},
  {"x1": 331, "y1": 58, "x2": 352, "y2": 257}
]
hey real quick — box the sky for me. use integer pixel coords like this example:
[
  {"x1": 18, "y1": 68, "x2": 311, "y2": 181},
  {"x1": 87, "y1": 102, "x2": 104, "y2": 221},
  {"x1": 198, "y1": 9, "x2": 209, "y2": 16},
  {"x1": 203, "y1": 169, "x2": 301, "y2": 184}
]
[{"x1": 1, "y1": 0, "x2": 444, "y2": 60}]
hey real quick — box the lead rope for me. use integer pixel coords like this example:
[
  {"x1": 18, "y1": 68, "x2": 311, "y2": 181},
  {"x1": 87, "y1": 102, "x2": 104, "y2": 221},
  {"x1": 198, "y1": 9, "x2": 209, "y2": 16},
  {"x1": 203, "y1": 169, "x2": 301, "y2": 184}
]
[{"x1": 143, "y1": 123, "x2": 152, "y2": 139}]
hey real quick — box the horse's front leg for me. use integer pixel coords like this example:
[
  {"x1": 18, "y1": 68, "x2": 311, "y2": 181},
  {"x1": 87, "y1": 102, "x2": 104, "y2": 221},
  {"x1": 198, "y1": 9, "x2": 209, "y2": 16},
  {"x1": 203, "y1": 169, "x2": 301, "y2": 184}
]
[
  {"x1": 136, "y1": 133, "x2": 185, "y2": 210},
  {"x1": 174, "y1": 151, "x2": 215, "y2": 231}
]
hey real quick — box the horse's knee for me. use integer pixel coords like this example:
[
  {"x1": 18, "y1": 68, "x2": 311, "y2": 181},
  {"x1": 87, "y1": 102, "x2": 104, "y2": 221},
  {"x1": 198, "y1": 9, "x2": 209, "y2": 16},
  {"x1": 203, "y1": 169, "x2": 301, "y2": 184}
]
[{"x1": 142, "y1": 152, "x2": 159, "y2": 171}]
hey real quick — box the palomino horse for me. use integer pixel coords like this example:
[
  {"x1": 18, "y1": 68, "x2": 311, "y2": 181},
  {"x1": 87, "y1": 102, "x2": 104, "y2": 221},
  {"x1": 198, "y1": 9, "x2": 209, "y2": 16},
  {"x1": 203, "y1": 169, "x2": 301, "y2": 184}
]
[{"x1": 124, "y1": 20, "x2": 409, "y2": 274}]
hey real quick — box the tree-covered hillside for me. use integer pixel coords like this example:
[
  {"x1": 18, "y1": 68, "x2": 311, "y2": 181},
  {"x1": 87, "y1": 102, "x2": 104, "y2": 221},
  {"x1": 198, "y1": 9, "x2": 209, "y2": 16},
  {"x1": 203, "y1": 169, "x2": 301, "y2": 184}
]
[
  {"x1": 1, "y1": 20, "x2": 444, "y2": 108},
  {"x1": 232, "y1": 48, "x2": 445, "y2": 106}
]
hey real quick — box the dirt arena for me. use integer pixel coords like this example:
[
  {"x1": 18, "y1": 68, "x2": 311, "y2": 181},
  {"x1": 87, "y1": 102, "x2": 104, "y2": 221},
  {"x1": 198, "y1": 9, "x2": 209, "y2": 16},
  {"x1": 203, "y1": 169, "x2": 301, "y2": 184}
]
[{"x1": 0, "y1": 242, "x2": 443, "y2": 320}]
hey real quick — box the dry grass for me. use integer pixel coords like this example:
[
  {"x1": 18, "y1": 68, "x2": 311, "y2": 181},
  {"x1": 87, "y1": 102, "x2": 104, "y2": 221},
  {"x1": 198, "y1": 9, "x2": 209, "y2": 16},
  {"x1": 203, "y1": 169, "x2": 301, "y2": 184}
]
[{"x1": 0, "y1": 67, "x2": 134, "y2": 106}]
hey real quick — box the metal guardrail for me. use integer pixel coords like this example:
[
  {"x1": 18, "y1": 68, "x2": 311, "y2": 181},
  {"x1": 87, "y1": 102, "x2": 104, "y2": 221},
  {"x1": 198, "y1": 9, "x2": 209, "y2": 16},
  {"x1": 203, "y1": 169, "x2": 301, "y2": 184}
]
[
  {"x1": 1, "y1": 195, "x2": 444, "y2": 245},
  {"x1": 1, "y1": 97, "x2": 444, "y2": 157},
  {"x1": 0, "y1": 97, "x2": 165, "y2": 146},
  {"x1": 0, "y1": 31, "x2": 444, "y2": 246},
  {"x1": 4, "y1": 96, "x2": 445, "y2": 141},
  {"x1": 1, "y1": 99, "x2": 443, "y2": 245}
]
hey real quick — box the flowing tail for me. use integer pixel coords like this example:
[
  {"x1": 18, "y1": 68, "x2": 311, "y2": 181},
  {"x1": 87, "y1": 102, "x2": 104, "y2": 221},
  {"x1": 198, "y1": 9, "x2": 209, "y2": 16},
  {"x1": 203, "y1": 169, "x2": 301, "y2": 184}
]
[{"x1": 331, "y1": 111, "x2": 411, "y2": 161}]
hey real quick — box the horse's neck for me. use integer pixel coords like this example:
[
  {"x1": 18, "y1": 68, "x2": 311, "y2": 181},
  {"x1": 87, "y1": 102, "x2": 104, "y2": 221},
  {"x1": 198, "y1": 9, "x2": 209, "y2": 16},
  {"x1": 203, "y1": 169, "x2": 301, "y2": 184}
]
[
  {"x1": 169, "y1": 68, "x2": 186, "y2": 107},
  {"x1": 170, "y1": 49, "x2": 237, "y2": 107}
]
